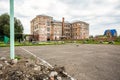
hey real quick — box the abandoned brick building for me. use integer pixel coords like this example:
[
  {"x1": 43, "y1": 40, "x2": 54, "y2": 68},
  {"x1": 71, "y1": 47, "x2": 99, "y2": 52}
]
[{"x1": 30, "y1": 15, "x2": 89, "y2": 41}]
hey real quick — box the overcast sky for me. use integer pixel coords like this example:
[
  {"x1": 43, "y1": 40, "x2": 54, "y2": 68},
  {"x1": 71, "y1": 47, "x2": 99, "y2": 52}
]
[{"x1": 0, "y1": 0, "x2": 120, "y2": 36}]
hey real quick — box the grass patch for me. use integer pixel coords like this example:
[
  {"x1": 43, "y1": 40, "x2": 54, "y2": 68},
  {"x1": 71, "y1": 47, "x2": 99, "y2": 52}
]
[
  {"x1": 114, "y1": 42, "x2": 120, "y2": 45},
  {"x1": 0, "y1": 41, "x2": 65, "y2": 47},
  {"x1": 15, "y1": 55, "x2": 21, "y2": 60},
  {"x1": 0, "y1": 40, "x2": 120, "y2": 47},
  {"x1": 0, "y1": 42, "x2": 10, "y2": 47},
  {"x1": 30, "y1": 56, "x2": 36, "y2": 61}
]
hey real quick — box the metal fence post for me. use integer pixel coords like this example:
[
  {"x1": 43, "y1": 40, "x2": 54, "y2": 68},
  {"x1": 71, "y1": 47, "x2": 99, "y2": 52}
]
[{"x1": 10, "y1": 0, "x2": 15, "y2": 59}]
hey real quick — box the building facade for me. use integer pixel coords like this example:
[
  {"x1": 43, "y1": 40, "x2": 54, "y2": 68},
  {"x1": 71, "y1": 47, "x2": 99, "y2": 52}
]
[
  {"x1": 71, "y1": 21, "x2": 89, "y2": 39},
  {"x1": 51, "y1": 21, "x2": 62, "y2": 40},
  {"x1": 63, "y1": 22, "x2": 72, "y2": 39},
  {"x1": 31, "y1": 15, "x2": 89, "y2": 41},
  {"x1": 31, "y1": 15, "x2": 53, "y2": 41}
]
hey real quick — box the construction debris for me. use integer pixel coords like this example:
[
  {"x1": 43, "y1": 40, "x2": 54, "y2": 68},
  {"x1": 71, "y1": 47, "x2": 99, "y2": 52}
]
[{"x1": 0, "y1": 57, "x2": 74, "y2": 80}]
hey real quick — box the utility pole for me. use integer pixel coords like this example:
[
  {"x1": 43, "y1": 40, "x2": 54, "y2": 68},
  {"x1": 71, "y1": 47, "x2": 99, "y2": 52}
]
[{"x1": 10, "y1": 0, "x2": 15, "y2": 59}]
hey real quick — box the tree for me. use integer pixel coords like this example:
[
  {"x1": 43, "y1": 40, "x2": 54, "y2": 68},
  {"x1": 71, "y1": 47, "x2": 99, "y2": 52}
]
[
  {"x1": 0, "y1": 13, "x2": 9, "y2": 36},
  {"x1": 0, "y1": 13, "x2": 24, "y2": 41},
  {"x1": 89, "y1": 35, "x2": 94, "y2": 39},
  {"x1": 14, "y1": 17, "x2": 24, "y2": 41}
]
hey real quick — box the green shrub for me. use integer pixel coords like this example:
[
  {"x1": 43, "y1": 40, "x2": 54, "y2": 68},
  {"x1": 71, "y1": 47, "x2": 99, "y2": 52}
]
[{"x1": 15, "y1": 55, "x2": 21, "y2": 60}]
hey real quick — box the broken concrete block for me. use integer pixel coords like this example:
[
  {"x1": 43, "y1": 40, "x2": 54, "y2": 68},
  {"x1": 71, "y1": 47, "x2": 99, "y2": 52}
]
[
  {"x1": 11, "y1": 59, "x2": 18, "y2": 64},
  {"x1": 4, "y1": 61, "x2": 9, "y2": 65},
  {"x1": 0, "y1": 57, "x2": 6, "y2": 61},
  {"x1": 0, "y1": 64, "x2": 3, "y2": 70},
  {"x1": 49, "y1": 71, "x2": 58, "y2": 77},
  {"x1": 34, "y1": 66, "x2": 41, "y2": 71},
  {"x1": 57, "y1": 76, "x2": 62, "y2": 80}
]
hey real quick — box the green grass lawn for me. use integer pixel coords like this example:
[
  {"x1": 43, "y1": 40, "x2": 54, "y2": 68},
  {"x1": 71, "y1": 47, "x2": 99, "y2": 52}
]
[
  {"x1": 0, "y1": 42, "x2": 10, "y2": 47},
  {"x1": 114, "y1": 42, "x2": 120, "y2": 45}
]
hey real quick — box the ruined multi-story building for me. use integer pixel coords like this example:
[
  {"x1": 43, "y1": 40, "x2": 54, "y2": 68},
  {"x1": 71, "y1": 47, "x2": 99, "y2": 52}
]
[
  {"x1": 51, "y1": 21, "x2": 62, "y2": 40},
  {"x1": 31, "y1": 15, "x2": 89, "y2": 41},
  {"x1": 71, "y1": 21, "x2": 89, "y2": 39},
  {"x1": 31, "y1": 15, "x2": 53, "y2": 41}
]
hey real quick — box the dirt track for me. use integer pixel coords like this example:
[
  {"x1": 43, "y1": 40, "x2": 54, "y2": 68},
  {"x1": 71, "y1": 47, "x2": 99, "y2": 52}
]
[{"x1": 0, "y1": 44, "x2": 120, "y2": 80}]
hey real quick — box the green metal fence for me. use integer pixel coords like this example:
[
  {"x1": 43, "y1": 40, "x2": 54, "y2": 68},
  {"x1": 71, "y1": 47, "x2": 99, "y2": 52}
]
[
  {"x1": 4, "y1": 36, "x2": 9, "y2": 44},
  {"x1": 0, "y1": 36, "x2": 4, "y2": 41},
  {"x1": 0, "y1": 36, "x2": 9, "y2": 44}
]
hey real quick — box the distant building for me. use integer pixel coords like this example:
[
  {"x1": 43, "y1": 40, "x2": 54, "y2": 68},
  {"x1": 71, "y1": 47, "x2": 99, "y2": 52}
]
[
  {"x1": 104, "y1": 29, "x2": 117, "y2": 37},
  {"x1": 30, "y1": 15, "x2": 89, "y2": 41},
  {"x1": 71, "y1": 21, "x2": 89, "y2": 39},
  {"x1": 64, "y1": 23, "x2": 71, "y2": 39},
  {"x1": 62, "y1": 17, "x2": 72, "y2": 39},
  {"x1": 31, "y1": 15, "x2": 53, "y2": 41},
  {"x1": 51, "y1": 21, "x2": 62, "y2": 40}
]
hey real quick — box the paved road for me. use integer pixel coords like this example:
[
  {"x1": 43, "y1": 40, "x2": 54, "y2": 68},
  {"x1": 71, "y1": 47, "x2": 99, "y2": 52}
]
[{"x1": 0, "y1": 44, "x2": 120, "y2": 80}]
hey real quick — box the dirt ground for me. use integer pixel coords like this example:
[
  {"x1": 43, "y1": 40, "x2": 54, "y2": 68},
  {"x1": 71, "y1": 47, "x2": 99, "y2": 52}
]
[{"x1": 0, "y1": 44, "x2": 120, "y2": 80}]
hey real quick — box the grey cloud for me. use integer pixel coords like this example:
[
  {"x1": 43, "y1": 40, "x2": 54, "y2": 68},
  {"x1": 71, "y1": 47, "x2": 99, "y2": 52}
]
[
  {"x1": 31, "y1": 5, "x2": 40, "y2": 10},
  {"x1": 60, "y1": 0, "x2": 89, "y2": 5},
  {"x1": 1, "y1": 0, "x2": 119, "y2": 35},
  {"x1": 15, "y1": 0, "x2": 24, "y2": 5},
  {"x1": 115, "y1": 4, "x2": 120, "y2": 9},
  {"x1": 0, "y1": 8, "x2": 9, "y2": 15},
  {"x1": 59, "y1": 0, "x2": 90, "y2": 9},
  {"x1": 15, "y1": 13, "x2": 30, "y2": 18},
  {"x1": 0, "y1": 8, "x2": 7, "y2": 12},
  {"x1": 60, "y1": 0, "x2": 120, "y2": 10},
  {"x1": 60, "y1": 0, "x2": 103, "y2": 8},
  {"x1": 99, "y1": 21, "x2": 120, "y2": 26},
  {"x1": 0, "y1": 0, "x2": 8, "y2": 2}
]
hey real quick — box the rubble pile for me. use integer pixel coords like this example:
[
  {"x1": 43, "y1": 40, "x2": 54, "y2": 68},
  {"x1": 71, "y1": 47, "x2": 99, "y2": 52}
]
[{"x1": 0, "y1": 57, "x2": 72, "y2": 80}]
